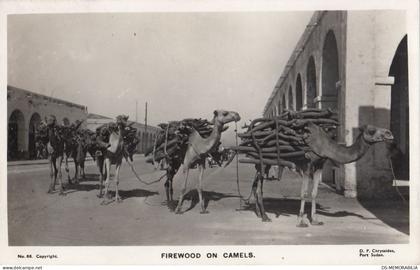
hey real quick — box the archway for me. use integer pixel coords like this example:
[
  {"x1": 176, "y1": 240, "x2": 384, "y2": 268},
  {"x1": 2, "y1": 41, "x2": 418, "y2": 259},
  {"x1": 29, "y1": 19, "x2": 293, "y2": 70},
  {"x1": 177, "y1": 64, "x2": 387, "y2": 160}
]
[
  {"x1": 295, "y1": 74, "x2": 303, "y2": 110},
  {"x1": 306, "y1": 56, "x2": 317, "y2": 108},
  {"x1": 28, "y1": 113, "x2": 41, "y2": 159},
  {"x1": 321, "y1": 30, "x2": 339, "y2": 111},
  {"x1": 8, "y1": 110, "x2": 25, "y2": 160},
  {"x1": 390, "y1": 35, "x2": 409, "y2": 180},
  {"x1": 321, "y1": 30, "x2": 340, "y2": 187},
  {"x1": 282, "y1": 94, "x2": 287, "y2": 111},
  {"x1": 288, "y1": 86, "x2": 294, "y2": 110}
]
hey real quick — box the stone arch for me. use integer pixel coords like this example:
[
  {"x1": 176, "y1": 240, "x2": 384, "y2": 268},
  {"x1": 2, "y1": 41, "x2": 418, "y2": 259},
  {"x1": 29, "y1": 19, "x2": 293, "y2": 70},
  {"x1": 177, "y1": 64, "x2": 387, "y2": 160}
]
[
  {"x1": 321, "y1": 30, "x2": 339, "y2": 110},
  {"x1": 28, "y1": 112, "x2": 42, "y2": 159},
  {"x1": 389, "y1": 35, "x2": 409, "y2": 180},
  {"x1": 288, "y1": 86, "x2": 294, "y2": 110},
  {"x1": 295, "y1": 74, "x2": 303, "y2": 110},
  {"x1": 306, "y1": 56, "x2": 317, "y2": 108},
  {"x1": 282, "y1": 94, "x2": 287, "y2": 111},
  {"x1": 8, "y1": 110, "x2": 25, "y2": 160}
]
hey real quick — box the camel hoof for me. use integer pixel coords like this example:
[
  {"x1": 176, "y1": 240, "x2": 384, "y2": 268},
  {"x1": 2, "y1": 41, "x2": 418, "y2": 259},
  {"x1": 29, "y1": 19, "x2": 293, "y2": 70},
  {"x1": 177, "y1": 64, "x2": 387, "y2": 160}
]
[
  {"x1": 47, "y1": 189, "x2": 54, "y2": 194},
  {"x1": 296, "y1": 222, "x2": 309, "y2": 228},
  {"x1": 262, "y1": 216, "x2": 272, "y2": 222},
  {"x1": 101, "y1": 199, "x2": 113, "y2": 206},
  {"x1": 200, "y1": 210, "x2": 209, "y2": 214},
  {"x1": 311, "y1": 220, "x2": 324, "y2": 226},
  {"x1": 115, "y1": 196, "x2": 122, "y2": 203},
  {"x1": 97, "y1": 194, "x2": 103, "y2": 198}
]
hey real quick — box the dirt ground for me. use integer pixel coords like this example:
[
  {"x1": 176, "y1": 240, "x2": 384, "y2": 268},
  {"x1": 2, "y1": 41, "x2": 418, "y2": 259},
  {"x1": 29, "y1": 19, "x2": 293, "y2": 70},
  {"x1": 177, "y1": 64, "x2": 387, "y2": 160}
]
[{"x1": 7, "y1": 155, "x2": 409, "y2": 246}]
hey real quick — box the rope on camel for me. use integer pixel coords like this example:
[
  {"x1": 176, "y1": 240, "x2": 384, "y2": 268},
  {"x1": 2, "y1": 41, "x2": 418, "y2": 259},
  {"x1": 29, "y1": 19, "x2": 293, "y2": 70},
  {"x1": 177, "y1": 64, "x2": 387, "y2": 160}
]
[
  {"x1": 234, "y1": 121, "x2": 253, "y2": 206},
  {"x1": 388, "y1": 157, "x2": 407, "y2": 204},
  {"x1": 125, "y1": 156, "x2": 166, "y2": 185}
]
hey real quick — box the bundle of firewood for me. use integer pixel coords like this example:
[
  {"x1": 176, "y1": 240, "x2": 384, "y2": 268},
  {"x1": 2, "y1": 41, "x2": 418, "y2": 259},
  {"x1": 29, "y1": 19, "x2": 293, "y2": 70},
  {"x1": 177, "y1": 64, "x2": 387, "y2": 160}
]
[
  {"x1": 231, "y1": 108, "x2": 338, "y2": 170},
  {"x1": 93, "y1": 115, "x2": 140, "y2": 156},
  {"x1": 145, "y1": 118, "x2": 228, "y2": 165}
]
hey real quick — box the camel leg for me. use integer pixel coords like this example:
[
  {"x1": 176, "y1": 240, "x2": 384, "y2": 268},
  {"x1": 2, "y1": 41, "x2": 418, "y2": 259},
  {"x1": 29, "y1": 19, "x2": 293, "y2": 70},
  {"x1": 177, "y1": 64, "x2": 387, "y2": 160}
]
[
  {"x1": 256, "y1": 170, "x2": 271, "y2": 222},
  {"x1": 115, "y1": 162, "x2": 122, "y2": 203},
  {"x1": 164, "y1": 167, "x2": 173, "y2": 204},
  {"x1": 310, "y1": 170, "x2": 324, "y2": 225},
  {"x1": 81, "y1": 161, "x2": 86, "y2": 179},
  {"x1": 175, "y1": 167, "x2": 189, "y2": 214},
  {"x1": 47, "y1": 156, "x2": 55, "y2": 193},
  {"x1": 97, "y1": 158, "x2": 104, "y2": 198},
  {"x1": 102, "y1": 158, "x2": 112, "y2": 203},
  {"x1": 197, "y1": 164, "x2": 208, "y2": 214},
  {"x1": 250, "y1": 171, "x2": 261, "y2": 217},
  {"x1": 297, "y1": 173, "x2": 309, "y2": 227},
  {"x1": 65, "y1": 154, "x2": 71, "y2": 184},
  {"x1": 74, "y1": 162, "x2": 79, "y2": 184},
  {"x1": 57, "y1": 156, "x2": 65, "y2": 195}
]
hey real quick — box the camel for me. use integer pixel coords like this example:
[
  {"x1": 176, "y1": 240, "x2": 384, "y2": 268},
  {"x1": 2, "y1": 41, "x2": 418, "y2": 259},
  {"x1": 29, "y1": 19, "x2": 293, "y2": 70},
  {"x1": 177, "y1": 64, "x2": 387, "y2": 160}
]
[
  {"x1": 42, "y1": 115, "x2": 66, "y2": 195},
  {"x1": 174, "y1": 110, "x2": 241, "y2": 214},
  {"x1": 62, "y1": 120, "x2": 85, "y2": 184},
  {"x1": 99, "y1": 115, "x2": 139, "y2": 204},
  {"x1": 249, "y1": 122, "x2": 394, "y2": 226}
]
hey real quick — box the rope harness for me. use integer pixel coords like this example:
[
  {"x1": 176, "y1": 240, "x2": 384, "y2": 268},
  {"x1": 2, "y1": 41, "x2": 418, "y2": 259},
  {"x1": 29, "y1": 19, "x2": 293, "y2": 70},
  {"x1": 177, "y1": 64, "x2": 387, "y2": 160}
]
[
  {"x1": 234, "y1": 121, "x2": 253, "y2": 208},
  {"x1": 125, "y1": 156, "x2": 167, "y2": 185},
  {"x1": 388, "y1": 157, "x2": 407, "y2": 204}
]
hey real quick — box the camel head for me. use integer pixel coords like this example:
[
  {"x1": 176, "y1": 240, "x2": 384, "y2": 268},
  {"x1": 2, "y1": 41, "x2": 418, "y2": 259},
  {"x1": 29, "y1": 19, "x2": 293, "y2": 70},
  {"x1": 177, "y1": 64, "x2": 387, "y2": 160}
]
[
  {"x1": 360, "y1": 125, "x2": 394, "y2": 144},
  {"x1": 45, "y1": 115, "x2": 57, "y2": 127},
  {"x1": 213, "y1": 110, "x2": 241, "y2": 125},
  {"x1": 116, "y1": 115, "x2": 129, "y2": 130}
]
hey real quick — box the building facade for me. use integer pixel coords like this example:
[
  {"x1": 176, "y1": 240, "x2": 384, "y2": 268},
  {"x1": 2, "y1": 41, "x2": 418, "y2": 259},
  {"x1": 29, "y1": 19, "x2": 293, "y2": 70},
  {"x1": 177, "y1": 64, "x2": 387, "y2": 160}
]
[
  {"x1": 7, "y1": 85, "x2": 88, "y2": 160},
  {"x1": 86, "y1": 113, "x2": 160, "y2": 154},
  {"x1": 263, "y1": 11, "x2": 408, "y2": 198}
]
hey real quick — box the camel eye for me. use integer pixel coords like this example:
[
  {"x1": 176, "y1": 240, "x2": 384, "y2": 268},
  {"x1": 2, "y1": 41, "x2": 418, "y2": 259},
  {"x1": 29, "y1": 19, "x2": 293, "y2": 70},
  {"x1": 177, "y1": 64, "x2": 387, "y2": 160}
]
[
  {"x1": 367, "y1": 127, "x2": 376, "y2": 136},
  {"x1": 223, "y1": 111, "x2": 228, "y2": 116}
]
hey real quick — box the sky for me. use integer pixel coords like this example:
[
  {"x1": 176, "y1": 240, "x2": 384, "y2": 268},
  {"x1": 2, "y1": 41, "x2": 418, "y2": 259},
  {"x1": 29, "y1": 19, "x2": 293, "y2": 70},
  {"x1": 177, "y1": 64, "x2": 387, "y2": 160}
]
[{"x1": 8, "y1": 12, "x2": 312, "y2": 143}]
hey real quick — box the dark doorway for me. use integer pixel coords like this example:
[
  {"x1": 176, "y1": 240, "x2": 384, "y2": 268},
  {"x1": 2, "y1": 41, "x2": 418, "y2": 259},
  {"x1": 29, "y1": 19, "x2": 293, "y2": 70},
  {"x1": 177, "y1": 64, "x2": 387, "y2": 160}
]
[
  {"x1": 8, "y1": 110, "x2": 25, "y2": 160},
  {"x1": 295, "y1": 74, "x2": 303, "y2": 110},
  {"x1": 389, "y1": 35, "x2": 409, "y2": 180},
  {"x1": 321, "y1": 30, "x2": 340, "y2": 187},
  {"x1": 29, "y1": 113, "x2": 41, "y2": 159},
  {"x1": 288, "y1": 86, "x2": 294, "y2": 110},
  {"x1": 321, "y1": 30, "x2": 339, "y2": 111},
  {"x1": 306, "y1": 56, "x2": 317, "y2": 108}
]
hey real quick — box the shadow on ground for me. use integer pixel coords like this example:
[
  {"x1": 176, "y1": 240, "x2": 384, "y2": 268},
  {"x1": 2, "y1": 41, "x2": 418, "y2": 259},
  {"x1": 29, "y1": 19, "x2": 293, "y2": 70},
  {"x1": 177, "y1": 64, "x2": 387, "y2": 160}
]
[
  {"x1": 240, "y1": 197, "x2": 367, "y2": 222},
  {"x1": 358, "y1": 196, "x2": 409, "y2": 235},
  {"x1": 169, "y1": 190, "x2": 240, "y2": 212}
]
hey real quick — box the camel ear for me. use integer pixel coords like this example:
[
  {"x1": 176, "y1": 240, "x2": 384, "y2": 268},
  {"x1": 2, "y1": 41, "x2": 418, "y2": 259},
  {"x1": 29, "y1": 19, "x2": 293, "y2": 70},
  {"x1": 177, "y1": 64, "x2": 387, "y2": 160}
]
[
  {"x1": 213, "y1": 110, "x2": 218, "y2": 117},
  {"x1": 359, "y1": 125, "x2": 367, "y2": 133}
]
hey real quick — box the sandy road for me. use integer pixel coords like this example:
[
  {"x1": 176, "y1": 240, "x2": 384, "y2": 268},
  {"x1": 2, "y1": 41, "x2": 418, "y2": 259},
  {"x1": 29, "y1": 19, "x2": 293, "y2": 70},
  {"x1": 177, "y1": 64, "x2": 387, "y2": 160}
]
[{"x1": 7, "y1": 155, "x2": 408, "y2": 246}]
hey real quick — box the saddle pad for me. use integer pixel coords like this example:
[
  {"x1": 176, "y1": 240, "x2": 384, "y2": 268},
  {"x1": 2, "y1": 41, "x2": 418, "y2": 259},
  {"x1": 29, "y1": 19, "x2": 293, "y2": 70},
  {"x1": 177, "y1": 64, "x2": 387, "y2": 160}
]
[{"x1": 107, "y1": 132, "x2": 120, "y2": 154}]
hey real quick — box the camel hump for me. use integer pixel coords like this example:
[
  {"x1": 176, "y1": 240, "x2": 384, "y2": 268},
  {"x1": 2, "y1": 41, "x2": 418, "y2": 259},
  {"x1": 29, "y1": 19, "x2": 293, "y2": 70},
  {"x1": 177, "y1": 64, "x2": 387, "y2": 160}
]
[{"x1": 304, "y1": 122, "x2": 334, "y2": 158}]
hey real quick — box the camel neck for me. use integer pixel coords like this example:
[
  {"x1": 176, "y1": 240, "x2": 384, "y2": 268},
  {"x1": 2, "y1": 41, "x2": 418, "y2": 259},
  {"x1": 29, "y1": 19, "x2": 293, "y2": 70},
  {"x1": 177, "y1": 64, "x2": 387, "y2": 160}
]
[
  {"x1": 340, "y1": 133, "x2": 372, "y2": 163},
  {"x1": 206, "y1": 119, "x2": 222, "y2": 145}
]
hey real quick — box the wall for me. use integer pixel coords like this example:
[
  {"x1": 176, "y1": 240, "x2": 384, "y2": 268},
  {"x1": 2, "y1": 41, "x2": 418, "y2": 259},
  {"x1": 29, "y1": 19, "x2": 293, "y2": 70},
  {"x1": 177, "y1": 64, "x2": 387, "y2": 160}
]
[
  {"x1": 7, "y1": 85, "x2": 88, "y2": 160},
  {"x1": 263, "y1": 10, "x2": 408, "y2": 198}
]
